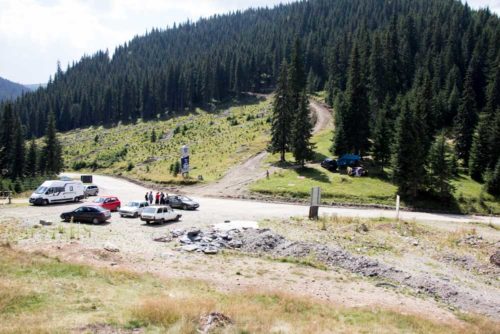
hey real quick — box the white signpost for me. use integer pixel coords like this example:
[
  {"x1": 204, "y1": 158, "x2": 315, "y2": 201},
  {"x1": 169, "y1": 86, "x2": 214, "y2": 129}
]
[
  {"x1": 396, "y1": 195, "x2": 400, "y2": 221},
  {"x1": 309, "y1": 187, "x2": 321, "y2": 219}
]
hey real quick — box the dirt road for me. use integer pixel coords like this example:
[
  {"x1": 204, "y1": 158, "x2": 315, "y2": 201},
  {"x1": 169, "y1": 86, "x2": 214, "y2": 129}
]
[
  {"x1": 189, "y1": 98, "x2": 334, "y2": 197},
  {"x1": 4, "y1": 174, "x2": 497, "y2": 228}
]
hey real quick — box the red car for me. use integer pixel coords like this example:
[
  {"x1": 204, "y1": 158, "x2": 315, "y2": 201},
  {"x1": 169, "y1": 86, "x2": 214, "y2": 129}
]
[{"x1": 92, "y1": 196, "x2": 121, "y2": 212}]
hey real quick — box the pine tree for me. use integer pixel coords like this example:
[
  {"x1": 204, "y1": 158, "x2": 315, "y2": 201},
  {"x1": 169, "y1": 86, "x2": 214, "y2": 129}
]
[
  {"x1": 392, "y1": 101, "x2": 426, "y2": 199},
  {"x1": 372, "y1": 102, "x2": 392, "y2": 169},
  {"x1": 0, "y1": 104, "x2": 15, "y2": 174},
  {"x1": 486, "y1": 158, "x2": 500, "y2": 196},
  {"x1": 291, "y1": 91, "x2": 314, "y2": 166},
  {"x1": 427, "y1": 133, "x2": 454, "y2": 198},
  {"x1": 469, "y1": 114, "x2": 492, "y2": 182},
  {"x1": 454, "y1": 69, "x2": 478, "y2": 166},
  {"x1": 10, "y1": 115, "x2": 25, "y2": 179},
  {"x1": 332, "y1": 93, "x2": 349, "y2": 155},
  {"x1": 489, "y1": 110, "x2": 500, "y2": 169},
  {"x1": 288, "y1": 39, "x2": 306, "y2": 108},
  {"x1": 26, "y1": 138, "x2": 38, "y2": 177},
  {"x1": 270, "y1": 60, "x2": 292, "y2": 162},
  {"x1": 343, "y1": 43, "x2": 370, "y2": 155},
  {"x1": 43, "y1": 112, "x2": 63, "y2": 175}
]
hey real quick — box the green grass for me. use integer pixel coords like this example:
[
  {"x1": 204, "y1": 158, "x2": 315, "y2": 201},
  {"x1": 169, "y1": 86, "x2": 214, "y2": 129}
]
[
  {"x1": 0, "y1": 245, "x2": 496, "y2": 333},
  {"x1": 252, "y1": 121, "x2": 499, "y2": 214},
  {"x1": 251, "y1": 165, "x2": 397, "y2": 205},
  {"x1": 60, "y1": 97, "x2": 271, "y2": 184}
]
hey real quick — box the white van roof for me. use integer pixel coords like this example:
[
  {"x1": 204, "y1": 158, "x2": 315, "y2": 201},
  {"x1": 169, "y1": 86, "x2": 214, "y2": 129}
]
[{"x1": 41, "y1": 180, "x2": 82, "y2": 187}]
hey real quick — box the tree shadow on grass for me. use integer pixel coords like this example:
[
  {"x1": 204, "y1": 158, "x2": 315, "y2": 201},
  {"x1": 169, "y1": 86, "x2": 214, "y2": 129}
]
[
  {"x1": 297, "y1": 167, "x2": 330, "y2": 183},
  {"x1": 409, "y1": 191, "x2": 463, "y2": 214}
]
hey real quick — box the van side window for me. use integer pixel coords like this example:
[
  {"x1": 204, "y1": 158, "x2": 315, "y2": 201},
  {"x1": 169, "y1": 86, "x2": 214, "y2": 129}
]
[
  {"x1": 70, "y1": 186, "x2": 74, "y2": 191},
  {"x1": 46, "y1": 188, "x2": 53, "y2": 194}
]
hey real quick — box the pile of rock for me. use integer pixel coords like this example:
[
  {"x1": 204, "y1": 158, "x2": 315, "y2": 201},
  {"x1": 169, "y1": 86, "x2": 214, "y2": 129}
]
[{"x1": 171, "y1": 228, "x2": 244, "y2": 254}]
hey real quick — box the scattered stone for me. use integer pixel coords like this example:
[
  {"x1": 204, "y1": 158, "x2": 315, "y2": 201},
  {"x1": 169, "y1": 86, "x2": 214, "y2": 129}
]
[
  {"x1": 170, "y1": 229, "x2": 186, "y2": 238},
  {"x1": 490, "y1": 251, "x2": 500, "y2": 267},
  {"x1": 153, "y1": 236, "x2": 172, "y2": 243},
  {"x1": 187, "y1": 229, "x2": 201, "y2": 238},
  {"x1": 104, "y1": 243, "x2": 120, "y2": 252},
  {"x1": 181, "y1": 244, "x2": 199, "y2": 252},
  {"x1": 203, "y1": 247, "x2": 219, "y2": 255},
  {"x1": 198, "y1": 312, "x2": 232, "y2": 333},
  {"x1": 39, "y1": 220, "x2": 53, "y2": 226}
]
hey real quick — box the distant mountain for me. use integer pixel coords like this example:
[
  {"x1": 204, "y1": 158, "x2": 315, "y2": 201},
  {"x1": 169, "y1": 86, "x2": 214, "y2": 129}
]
[
  {"x1": 24, "y1": 83, "x2": 46, "y2": 91},
  {"x1": 0, "y1": 76, "x2": 28, "y2": 101}
]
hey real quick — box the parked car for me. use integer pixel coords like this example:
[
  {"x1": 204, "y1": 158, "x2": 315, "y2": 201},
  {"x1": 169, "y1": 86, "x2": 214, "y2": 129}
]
[
  {"x1": 167, "y1": 195, "x2": 199, "y2": 210},
  {"x1": 140, "y1": 206, "x2": 181, "y2": 224},
  {"x1": 29, "y1": 180, "x2": 85, "y2": 205},
  {"x1": 119, "y1": 201, "x2": 149, "y2": 218},
  {"x1": 60, "y1": 205, "x2": 111, "y2": 224},
  {"x1": 92, "y1": 196, "x2": 121, "y2": 211},
  {"x1": 83, "y1": 184, "x2": 99, "y2": 196},
  {"x1": 320, "y1": 158, "x2": 338, "y2": 172}
]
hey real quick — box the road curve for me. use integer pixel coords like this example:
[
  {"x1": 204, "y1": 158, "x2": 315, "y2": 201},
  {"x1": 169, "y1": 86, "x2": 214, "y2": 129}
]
[{"x1": 65, "y1": 174, "x2": 499, "y2": 226}]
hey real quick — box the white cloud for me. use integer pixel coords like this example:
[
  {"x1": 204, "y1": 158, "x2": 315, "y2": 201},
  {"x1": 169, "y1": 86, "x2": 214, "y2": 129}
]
[{"x1": 0, "y1": 0, "x2": 497, "y2": 84}]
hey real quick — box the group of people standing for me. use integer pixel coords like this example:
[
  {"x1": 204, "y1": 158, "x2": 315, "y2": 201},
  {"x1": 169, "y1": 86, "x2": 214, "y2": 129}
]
[{"x1": 145, "y1": 191, "x2": 169, "y2": 205}]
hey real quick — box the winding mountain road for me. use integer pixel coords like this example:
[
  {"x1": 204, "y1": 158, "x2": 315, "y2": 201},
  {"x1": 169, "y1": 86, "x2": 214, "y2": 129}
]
[{"x1": 189, "y1": 98, "x2": 333, "y2": 197}]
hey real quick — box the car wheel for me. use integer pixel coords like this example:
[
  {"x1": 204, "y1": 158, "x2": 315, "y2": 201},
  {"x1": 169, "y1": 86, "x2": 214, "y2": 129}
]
[
  {"x1": 44, "y1": 199, "x2": 49, "y2": 206},
  {"x1": 182, "y1": 204, "x2": 188, "y2": 210},
  {"x1": 133, "y1": 212, "x2": 138, "y2": 218},
  {"x1": 63, "y1": 217, "x2": 70, "y2": 222},
  {"x1": 120, "y1": 214, "x2": 124, "y2": 218},
  {"x1": 92, "y1": 218, "x2": 99, "y2": 224}
]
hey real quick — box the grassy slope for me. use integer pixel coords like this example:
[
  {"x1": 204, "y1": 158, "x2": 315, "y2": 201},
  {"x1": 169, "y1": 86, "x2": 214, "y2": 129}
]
[
  {"x1": 0, "y1": 245, "x2": 495, "y2": 333},
  {"x1": 61, "y1": 97, "x2": 271, "y2": 184},
  {"x1": 58, "y1": 93, "x2": 498, "y2": 214}
]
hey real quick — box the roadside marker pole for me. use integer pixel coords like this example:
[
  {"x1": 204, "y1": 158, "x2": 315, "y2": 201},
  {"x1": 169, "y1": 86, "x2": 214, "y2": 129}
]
[
  {"x1": 309, "y1": 187, "x2": 321, "y2": 220},
  {"x1": 396, "y1": 195, "x2": 400, "y2": 221}
]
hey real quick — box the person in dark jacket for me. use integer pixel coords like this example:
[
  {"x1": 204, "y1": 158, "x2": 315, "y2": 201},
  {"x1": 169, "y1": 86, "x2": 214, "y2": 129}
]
[
  {"x1": 160, "y1": 192, "x2": 165, "y2": 205},
  {"x1": 145, "y1": 192, "x2": 149, "y2": 202},
  {"x1": 148, "y1": 191, "x2": 153, "y2": 204}
]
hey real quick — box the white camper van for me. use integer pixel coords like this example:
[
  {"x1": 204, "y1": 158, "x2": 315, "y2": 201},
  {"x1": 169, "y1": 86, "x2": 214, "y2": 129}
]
[{"x1": 29, "y1": 180, "x2": 85, "y2": 205}]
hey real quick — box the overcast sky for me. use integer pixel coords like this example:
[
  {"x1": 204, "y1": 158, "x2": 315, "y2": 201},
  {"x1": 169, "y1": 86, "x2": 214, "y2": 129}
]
[{"x1": 0, "y1": 0, "x2": 498, "y2": 84}]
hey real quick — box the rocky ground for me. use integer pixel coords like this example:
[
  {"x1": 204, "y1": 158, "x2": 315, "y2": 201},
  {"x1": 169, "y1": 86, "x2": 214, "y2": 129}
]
[{"x1": 1, "y1": 174, "x2": 499, "y2": 328}]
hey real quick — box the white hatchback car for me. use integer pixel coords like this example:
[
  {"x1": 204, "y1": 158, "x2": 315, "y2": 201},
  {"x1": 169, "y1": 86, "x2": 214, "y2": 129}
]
[
  {"x1": 140, "y1": 206, "x2": 181, "y2": 224},
  {"x1": 119, "y1": 201, "x2": 149, "y2": 218}
]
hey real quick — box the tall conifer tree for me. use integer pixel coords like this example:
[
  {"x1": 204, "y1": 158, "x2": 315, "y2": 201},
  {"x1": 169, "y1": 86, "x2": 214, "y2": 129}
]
[
  {"x1": 291, "y1": 91, "x2": 314, "y2": 166},
  {"x1": 270, "y1": 61, "x2": 292, "y2": 162}
]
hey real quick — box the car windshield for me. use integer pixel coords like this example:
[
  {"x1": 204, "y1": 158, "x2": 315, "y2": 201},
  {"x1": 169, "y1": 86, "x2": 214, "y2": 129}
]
[
  {"x1": 126, "y1": 202, "x2": 140, "y2": 207},
  {"x1": 93, "y1": 197, "x2": 106, "y2": 203},
  {"x1": 143, "y1": 207, "x2": 156, "y2": 214},
  {"x1": 35, "y1": 186, "x2": 48, "y2": 194}
]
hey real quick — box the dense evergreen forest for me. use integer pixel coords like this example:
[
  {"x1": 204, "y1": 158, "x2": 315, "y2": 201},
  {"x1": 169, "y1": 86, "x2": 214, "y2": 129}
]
[{"x1": 0, "y1": 0, "x2": 499, "y2": 196}]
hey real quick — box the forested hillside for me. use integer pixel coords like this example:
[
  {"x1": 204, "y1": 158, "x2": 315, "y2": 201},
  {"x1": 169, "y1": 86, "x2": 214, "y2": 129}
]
[
  {"x1": 3, "y1": 0, "x2": 498, "y2": 136},
  {"x1": 1, "y1": 0, "x2": 499, "y2": 199},
  {"x1": 0, "y1": 76, "x2": 28, "y2": 102}
]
